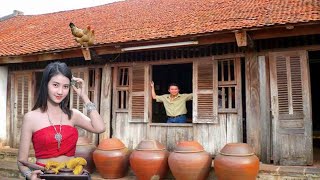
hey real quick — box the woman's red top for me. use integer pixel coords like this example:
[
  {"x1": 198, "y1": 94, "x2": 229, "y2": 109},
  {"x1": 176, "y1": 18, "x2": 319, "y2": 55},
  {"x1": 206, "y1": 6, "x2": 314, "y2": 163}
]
[{"x1": 32, "y1": 125, "x2": 78, "y2": 159}]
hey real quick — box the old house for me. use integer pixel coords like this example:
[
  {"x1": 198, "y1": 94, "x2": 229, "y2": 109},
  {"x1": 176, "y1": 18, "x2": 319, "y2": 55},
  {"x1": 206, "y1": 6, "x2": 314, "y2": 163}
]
[{"x1": 0, "y1": 0, "x2": 320, "y2": 175}]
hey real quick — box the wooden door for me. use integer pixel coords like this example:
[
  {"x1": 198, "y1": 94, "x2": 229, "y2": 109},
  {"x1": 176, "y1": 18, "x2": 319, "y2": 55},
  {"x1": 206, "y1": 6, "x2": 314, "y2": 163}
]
[
  {"x1": 270, "y1": 50, "x2": 312, "y2": 165},
  {"x1": 13, "y1": 72, "x2": 33, "y2": 148}
]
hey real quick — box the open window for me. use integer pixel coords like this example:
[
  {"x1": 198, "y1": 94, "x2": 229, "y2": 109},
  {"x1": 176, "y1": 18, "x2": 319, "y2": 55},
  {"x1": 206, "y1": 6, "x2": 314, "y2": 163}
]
[{"x1": 151, "y1": 63, "x2": 193, "y2": 123}]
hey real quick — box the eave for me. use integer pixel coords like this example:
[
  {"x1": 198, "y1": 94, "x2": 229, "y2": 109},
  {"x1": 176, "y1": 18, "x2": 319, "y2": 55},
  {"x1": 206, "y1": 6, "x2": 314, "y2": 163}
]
[{"x1": 0, "y1": 23, "x2": 319, "y2": 64}]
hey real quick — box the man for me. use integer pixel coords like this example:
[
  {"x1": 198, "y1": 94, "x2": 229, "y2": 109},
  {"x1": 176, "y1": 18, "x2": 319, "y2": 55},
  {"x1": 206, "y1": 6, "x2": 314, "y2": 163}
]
[{"x1": 151, "y1": 81, "x2": 193, "y2": 123}]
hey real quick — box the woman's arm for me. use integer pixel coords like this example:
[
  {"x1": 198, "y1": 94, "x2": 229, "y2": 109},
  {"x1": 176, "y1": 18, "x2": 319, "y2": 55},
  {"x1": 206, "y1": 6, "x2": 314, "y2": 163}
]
[
  {"x1": 17, "y1": 112, "x2": 42, "y2": 180},
  {"x1": 71, "y1": 77, "x2": 106, "y2": 133}
]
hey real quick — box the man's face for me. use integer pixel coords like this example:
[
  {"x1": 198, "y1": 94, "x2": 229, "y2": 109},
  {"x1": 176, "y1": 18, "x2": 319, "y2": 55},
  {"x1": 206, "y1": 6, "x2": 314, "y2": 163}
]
[{"x1": 168, "y1": 85, "x2": 179, "y2": 96}]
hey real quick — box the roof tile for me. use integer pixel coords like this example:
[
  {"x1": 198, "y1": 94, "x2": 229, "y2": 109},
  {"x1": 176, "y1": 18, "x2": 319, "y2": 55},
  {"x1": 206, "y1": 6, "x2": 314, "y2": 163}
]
[{"x1": 0, "y1": 0, "x2": 319, "y2": 56}]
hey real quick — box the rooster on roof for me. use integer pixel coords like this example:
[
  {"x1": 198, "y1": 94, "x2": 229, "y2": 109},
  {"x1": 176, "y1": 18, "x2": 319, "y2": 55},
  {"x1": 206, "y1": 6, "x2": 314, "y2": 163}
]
[{"x1": 69, "y1": 22, "x2": 95, "y2": 48}]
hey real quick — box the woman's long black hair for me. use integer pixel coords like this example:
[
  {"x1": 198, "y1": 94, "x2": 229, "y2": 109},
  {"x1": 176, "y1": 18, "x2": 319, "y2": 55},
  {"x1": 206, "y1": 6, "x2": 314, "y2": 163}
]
[{"x1": 32, "y1": 62, "x2": 73, "y2": 119}]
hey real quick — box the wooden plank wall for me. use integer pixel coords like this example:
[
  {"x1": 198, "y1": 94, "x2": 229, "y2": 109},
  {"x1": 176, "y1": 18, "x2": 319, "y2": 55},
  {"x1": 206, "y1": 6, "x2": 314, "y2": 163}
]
[
  {"x1": 148, "y1": 124, "x2": 193, "y2": 151},
  {"x1": 113, "y1": 112, "x2": 148, "y2": 149},
  {"x1": 113, "y1": 113, "x2": 240, "y2": 155}
]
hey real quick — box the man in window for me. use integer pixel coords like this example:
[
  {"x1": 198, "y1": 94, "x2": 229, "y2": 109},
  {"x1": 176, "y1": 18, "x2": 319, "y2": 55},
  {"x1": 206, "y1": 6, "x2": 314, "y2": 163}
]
[{"x1": 151, "y1": 81, "x2": 193, "y2": 123}]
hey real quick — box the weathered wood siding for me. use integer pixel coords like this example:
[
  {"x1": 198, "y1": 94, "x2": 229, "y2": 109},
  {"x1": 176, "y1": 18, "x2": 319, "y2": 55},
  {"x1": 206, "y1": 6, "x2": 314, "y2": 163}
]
[
  {"x1": 113, "y1": 112, "x2": 147, "y2": 149},
  {"x1": 148, "y1": 124, "x2": 193, "y2": 151},
  {"x1": 112, "y1": 113, "x2": 241, "y2": 155},
  {"x1": 194, "y1": 113, "x2": 241, "y2": 155}
]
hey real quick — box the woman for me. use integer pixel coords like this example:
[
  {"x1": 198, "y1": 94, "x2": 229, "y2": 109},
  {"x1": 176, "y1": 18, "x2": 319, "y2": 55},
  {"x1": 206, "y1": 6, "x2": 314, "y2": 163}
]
[{"x1": 17, "y1": 62, "x2": 106, "y2": 180}]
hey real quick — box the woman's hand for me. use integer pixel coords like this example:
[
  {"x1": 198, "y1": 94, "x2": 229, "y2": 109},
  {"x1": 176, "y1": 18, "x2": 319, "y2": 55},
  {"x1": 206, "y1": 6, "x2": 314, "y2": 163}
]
[
  {"x1": 29, "y1": 170, "x2": 44, "y2": 180},
  {"x1": 71, "y1": 77, "x2": 86, "y2": 98},
  {"x1": 150, "y1": 81, "x2": 154, "y2": 88}
]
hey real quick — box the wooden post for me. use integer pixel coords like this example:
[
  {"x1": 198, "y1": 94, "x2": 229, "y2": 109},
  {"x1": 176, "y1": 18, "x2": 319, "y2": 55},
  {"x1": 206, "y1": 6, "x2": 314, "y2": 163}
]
[
  {"x1": 81, "y1": 48, "x2": 91, "y2": 60},
  {"x1": 99, "y1": 64, "x2": 112, "y2": 142},
  {"x1": 235, "y1": 31, "x2": 247, "y2": 47},
  {"x1": 245, "y1": 52, "x2": 271, "y2": 163},
  {"x1": 245, "y1": 51, "x2": 261, "y2": 157}
]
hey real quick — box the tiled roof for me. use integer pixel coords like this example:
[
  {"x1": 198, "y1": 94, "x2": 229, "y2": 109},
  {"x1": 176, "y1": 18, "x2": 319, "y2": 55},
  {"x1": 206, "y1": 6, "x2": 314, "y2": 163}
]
[{"x1": 0, "y1": 0, "x2": 319, "y2": 56}]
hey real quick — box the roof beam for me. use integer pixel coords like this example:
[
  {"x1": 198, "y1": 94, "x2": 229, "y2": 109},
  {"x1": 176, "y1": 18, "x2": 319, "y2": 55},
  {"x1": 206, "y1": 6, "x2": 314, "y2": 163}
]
[{"x1": 235, "y1": 30, "x2": 247, "y2": 47}]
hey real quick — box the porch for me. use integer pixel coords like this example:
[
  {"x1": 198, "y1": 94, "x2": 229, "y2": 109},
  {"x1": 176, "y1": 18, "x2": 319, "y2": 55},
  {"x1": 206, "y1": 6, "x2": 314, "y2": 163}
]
[{"x1": 1, "y1": 148, "x2": 320, "y2": 180}]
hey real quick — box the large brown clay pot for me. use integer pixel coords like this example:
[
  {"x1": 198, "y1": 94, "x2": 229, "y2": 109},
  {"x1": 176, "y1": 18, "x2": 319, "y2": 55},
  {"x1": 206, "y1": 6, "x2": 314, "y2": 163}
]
[
  {"x1": 75, "y1": 137, "x2": 96, "y2": 173},
  {"x1": 168, "y1": 141, "x2": 211, "y2": 180},
  {"x1": 93, "y1": 138, "x2": 130, "y2": 179},
  {"x1": 130, "y1": 140, "x2": 169, "y2": 180},
  {"x1": 214, "y1": 143, "x2": 260, "y2": 180}
]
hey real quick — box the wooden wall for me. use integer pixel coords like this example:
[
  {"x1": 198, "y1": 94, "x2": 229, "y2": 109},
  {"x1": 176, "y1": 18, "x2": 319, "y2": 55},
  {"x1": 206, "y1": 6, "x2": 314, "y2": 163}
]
[
  {"x1": 112, "y1": 113, "x2": 241, "y2": 155},
  {"x1": 108, "y1": 57, "x2": 244, "y2": 155}
]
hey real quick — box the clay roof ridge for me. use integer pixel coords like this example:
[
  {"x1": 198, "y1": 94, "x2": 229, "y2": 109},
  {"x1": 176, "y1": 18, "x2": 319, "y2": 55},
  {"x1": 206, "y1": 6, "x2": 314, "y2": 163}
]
[{"x1": 0, "y1": 10, "x2": 24, "y2": 22}]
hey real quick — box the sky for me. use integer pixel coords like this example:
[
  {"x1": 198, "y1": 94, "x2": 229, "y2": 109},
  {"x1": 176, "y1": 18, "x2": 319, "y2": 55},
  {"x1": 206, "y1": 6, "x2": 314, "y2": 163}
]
[{"x1": 0, "y1": 0, "x2": 122, "y2": 17}]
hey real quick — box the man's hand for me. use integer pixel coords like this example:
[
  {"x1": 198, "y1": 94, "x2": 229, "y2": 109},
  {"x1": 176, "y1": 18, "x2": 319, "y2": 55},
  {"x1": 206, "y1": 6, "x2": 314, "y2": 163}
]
[{"x1": 150, "y1": 81, "x2": 157, "y2": 99}]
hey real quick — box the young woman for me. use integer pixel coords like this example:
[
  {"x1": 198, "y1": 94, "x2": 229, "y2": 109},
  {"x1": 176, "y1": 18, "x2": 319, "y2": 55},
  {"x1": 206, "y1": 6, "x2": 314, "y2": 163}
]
[{"x1": 17, "y1": 62, "x2": 106, "y2": 180}]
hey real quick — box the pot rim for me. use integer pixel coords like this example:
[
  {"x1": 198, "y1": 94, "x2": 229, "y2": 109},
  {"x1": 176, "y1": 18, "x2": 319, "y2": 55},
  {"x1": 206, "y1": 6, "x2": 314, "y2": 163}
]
[
  {"x1": 173, "y1": 150, "x2": 204, "y2": 153},
  {"x1": 135, "y1": 140, "x2": 166, "y2": 151},
  {"x1": 136, "y1": 148, "x2": 165, "y2": 151},
  {"x1": 96, "y1": 147, "x2": 125, "y2": 151},
  {"x1": 219, "y1": 152, "x2": 255, "y2": 156}
]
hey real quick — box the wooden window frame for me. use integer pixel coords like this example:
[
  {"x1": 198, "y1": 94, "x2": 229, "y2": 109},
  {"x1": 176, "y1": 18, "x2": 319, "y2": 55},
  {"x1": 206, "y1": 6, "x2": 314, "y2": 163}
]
[{"x1": 217, "y1": 57, "x2": 241, "y2": 114}]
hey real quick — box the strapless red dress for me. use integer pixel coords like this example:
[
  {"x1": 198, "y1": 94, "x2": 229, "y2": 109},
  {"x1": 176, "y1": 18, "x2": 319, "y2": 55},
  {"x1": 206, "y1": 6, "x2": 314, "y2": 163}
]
[{"x1": 32, "y1": 125, "x2": 78, "y2": 159}]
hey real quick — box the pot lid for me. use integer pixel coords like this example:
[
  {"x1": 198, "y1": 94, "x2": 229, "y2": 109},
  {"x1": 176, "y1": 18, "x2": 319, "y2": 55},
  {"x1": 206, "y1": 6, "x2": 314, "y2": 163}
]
[
  {"x1": 219, "y1": 143, "x2": 255, "y2": 156},
  {"x1": 136, "y1": 140, "x2": 166, "y2": 151},
  {"x1": 174, "y1": 141, "x2": 204, "y2": 153},
  {"x1": 97, "y1": 138, "x2": 125, "y2": 150}
]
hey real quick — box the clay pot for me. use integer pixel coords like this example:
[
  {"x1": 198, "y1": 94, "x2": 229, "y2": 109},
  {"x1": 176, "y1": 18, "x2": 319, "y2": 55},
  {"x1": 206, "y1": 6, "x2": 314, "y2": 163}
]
[
  {"x1": 214, "y1": 143, "x2": 260, "y2": 180},
  {"x1": 93, "y1": 138, "x2": 130, "y2": 179},
  {"x1": 75, "y1": 137, "x2": 96, "y2": 173},
  {"x1": 130, "y1": 140, "x2": 169, "y2": 180},
  {"x1": 168, "y1": 141, "x2": 212, "y2": 180}
]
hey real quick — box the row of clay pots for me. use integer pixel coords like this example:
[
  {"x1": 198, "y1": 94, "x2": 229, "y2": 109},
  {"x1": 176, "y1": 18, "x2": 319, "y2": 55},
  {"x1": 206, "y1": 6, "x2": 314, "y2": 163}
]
[
  {"x1": 91, "y1": 138, "x2": 212, "y2": 180},
  {"x1": 76, "y1": 137, "x2": 260, "y2": 180}
]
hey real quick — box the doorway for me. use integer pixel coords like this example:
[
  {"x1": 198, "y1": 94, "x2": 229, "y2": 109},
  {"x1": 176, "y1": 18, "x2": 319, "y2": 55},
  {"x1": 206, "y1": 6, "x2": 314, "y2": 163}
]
[
  {"x1": 309, "y1": 50, "x2": 320, "y2": 166},
  {"x1": 151, "y1": 63, "x2": 192, "y2": 123}
]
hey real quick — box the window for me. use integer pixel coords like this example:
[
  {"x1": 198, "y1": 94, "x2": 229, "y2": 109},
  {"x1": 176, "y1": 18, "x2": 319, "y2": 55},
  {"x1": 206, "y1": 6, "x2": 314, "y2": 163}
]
[
  {"x1": 151, "y1": 63, "x2": 193, "y2": 123},
  {"x1": 116, "y1": 67, "x2": 129, "y2": 110},
  {"x1": 218, "y1": 59, "x2": 237, "y2": 111}
]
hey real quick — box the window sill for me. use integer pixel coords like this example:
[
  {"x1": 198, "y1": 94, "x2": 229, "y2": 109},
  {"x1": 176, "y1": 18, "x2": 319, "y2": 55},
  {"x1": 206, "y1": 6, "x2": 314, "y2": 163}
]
[{"x1": 150, "y1": 123, "x2": 193, "y2": 127}]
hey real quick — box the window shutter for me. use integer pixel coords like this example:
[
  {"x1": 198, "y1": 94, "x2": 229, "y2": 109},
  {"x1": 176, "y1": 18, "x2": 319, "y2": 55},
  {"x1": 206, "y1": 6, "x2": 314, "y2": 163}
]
[
  {"x1": 276, "y1": 55, "x2": 303, "y2": 115},
  {"x1": 14, "y1": 73, "x2": 32, "y2": 148},
  {"x1": 70, "y1": 68, "x2": 89, "y2": 113},
  {"x1": 193, "y1": 57, "x2": 218, "y2": 123},
  {"x1": 130, "y1": 64, "x2": 149, "y2": 122}
]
